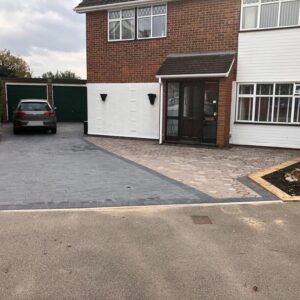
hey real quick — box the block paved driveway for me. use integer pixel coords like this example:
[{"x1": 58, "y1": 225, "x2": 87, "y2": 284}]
[
  {"x1": 0, "y1": 123, "x2": 213, "y2": 210},
  {"x1": 0, "y1": 123, "x2": 291, "y2": 210},
  {"x1": 0, "y1": 124, "x2": 211, "y2": 209}
]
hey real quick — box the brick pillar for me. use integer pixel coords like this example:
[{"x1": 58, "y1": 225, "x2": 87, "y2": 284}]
[
  {"x1": 0, "y1": 80, "x2": 8, "y2": 123},
  {"x1": 47, "y1": 79, "x2": 53, "y2": 106},
  {"x1": 216, "y1": 70, "x2": 236, "y2": 147}
]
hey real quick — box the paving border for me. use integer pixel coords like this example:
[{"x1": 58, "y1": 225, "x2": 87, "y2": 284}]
[{"x1": 249, "y1": 157, "x2": 300, "y2": 202}]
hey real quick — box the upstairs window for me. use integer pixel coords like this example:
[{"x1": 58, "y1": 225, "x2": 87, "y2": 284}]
[
  {"x1": 108, "y1": 9, "x2": 135, "y2": 41},
  {"x1": 241, "y1": 0, "x2": 300, "y2": 30},
  {"x1": 108, "y1": 4, "x2": 167, "y2": 41},
  {"x1": 138, "y1": 5, "x2": 167, "y2": 39}
]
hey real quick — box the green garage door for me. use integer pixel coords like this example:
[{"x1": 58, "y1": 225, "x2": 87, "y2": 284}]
[
  {"x1": 7, "y1": 85, "x2": 47, "y2": 121},
  {"x1": 53, "y1": 86, "x2": 87, "y2": 122}
]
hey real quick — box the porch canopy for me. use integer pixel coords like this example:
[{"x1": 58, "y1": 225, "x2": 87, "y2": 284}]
[{"x1": 156, "y1": 51, "x2": 235, "y2": 79}]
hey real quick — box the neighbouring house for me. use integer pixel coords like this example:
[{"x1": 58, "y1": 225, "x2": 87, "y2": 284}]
[
  {"x1": 230, "y1": 0, "x2": 300, "y2": 149},
  {"x1": 75, "y1": 0, "x2": 300, "y2": 149}
]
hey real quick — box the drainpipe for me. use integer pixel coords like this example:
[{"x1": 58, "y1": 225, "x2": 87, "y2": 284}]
[{"x1": 158, "y1": 77, "x2": 163, "y2": 145}]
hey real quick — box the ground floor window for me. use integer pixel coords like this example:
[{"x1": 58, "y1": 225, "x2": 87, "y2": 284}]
[{"x1": 236, "y1": 83, "x2": 300, "y2": 124}]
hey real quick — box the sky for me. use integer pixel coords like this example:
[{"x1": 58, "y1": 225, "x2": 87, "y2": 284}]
[{"x1": 0, "y1": 0, "x2": 86, "y2": 78}]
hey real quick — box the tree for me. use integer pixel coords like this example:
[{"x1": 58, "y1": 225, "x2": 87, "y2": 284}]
[
  {"x1": 41, "y1": 70, "x2": 81, "y2": 80},
  {"x1": 0, "y1": 49, "x2": 31, "y2": 78}
]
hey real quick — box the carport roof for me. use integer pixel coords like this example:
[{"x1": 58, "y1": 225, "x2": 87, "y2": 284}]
[{"x1": 156, "y1": 51, "x2": 236, "y2": 79}]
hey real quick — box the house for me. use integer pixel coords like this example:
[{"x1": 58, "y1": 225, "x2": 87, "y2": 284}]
[
  {"x1": 75, "y1": 0, "x2": 240, "y2": 146},
  {"x1": 75, "y1": 0, "x2": 299, "y2": 149},
  {"x1": 230, "y1": 0, "x2": 300, "y2": 149}
]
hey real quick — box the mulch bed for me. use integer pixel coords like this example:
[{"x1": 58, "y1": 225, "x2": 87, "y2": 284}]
[{"x1": 263, "y1": 163, "x2": 300, "y2": 196}]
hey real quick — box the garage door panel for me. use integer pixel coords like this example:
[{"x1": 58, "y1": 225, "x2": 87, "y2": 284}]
[
  {"x1": 7, "y1": 85, "x2": 47, "y2": 121},
  {"x1": 53, "y1": 86, "x2": 87, "y2": 122}
]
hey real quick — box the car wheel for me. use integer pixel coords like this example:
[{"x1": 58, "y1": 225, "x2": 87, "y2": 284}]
[{"x1": 51, "y1": 128, "x2": 57, "y2": 134}]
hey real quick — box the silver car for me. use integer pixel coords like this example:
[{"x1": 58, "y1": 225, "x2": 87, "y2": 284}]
[{"x1": 13, "y1": 99, "x2": 57, "y2": 134}]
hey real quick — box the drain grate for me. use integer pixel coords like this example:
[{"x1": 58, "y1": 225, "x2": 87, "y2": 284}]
[{"x1": 191, "y1": 216, "x2": 212, "y2": 225}]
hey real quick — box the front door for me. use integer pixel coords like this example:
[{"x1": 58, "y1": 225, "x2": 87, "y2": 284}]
[
  {"x1": 166, "y1": 81, "x2": 219, "y2": 144},
  {"x1": 180, "y1": 82, "x2": 204, "y2": 140}
]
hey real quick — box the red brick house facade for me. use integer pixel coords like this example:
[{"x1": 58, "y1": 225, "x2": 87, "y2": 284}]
[{"x1": 76, "y1": 0, "x2": 240, "y2": 146}]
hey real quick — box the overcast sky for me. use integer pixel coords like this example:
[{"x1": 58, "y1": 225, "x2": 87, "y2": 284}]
[{"x1": 0, "y1": 0, "x2": 86, "y2": 78}]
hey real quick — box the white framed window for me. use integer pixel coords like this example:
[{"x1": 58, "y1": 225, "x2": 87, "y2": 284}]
[
  {"x1": 241, "y1": 0, "x2": 300, "y2": 30},
  {"x1": 236, "y1": 82, "x2": 300, "y2": 124},
  {"x1": 137, "y1": 5, "x2": 167, "y2": 39},
  {"x1": 108, "y1": 8, "x2": 135, "y2": 41}
]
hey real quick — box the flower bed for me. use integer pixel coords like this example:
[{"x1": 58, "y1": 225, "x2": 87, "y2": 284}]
[{"x1": 263, "y1": 163, "x2": 300, "y2": 197}]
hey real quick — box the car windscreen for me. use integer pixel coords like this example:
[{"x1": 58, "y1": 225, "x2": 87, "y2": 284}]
[{"x1": 19, "y1": 102, "x2": 51, "y2": 111}]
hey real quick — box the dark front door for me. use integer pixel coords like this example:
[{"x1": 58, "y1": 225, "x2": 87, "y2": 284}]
[
  {"x1": 180, "y1": 82, "x2": 204, "y2": 140},
  {"x1": 166, "y1": 81, "x2": 219, "y2": 144}
]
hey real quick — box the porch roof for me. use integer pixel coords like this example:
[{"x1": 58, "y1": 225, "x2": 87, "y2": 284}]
[{"x1": 156, "y1": 51, "x2": 236, "y2": 79}]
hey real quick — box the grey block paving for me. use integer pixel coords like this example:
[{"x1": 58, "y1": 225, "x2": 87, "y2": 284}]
[{"x1": 0, "y1": 124, "x2": 215, "y2": 210}]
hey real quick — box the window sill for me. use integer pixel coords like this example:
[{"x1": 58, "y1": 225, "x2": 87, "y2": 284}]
[
  {"x1": 240, "y1": 25, "x2": 300, "y2": 33},
  {"x1": 234, "y1": 121, "x2": 300, "y2": 127},
  {"x1": 137, "y1": 35, "x2": 167, "y2": 40},
  {"x1": 108, "y1": 36, "x2": 167, "y2": 43},
  {"x1": 108, "y1": 38, "x2": 135, "y2": 43}
]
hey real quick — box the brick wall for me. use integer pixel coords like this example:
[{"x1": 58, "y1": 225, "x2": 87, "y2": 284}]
[
  {"x1": 217, "y1": 65, "x2": 236, "y2": 146},
  {"x1": 86, "y1": 0, "x2": 241, "y2": 83}
]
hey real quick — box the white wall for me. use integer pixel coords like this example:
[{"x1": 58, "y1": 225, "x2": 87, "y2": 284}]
[
  {"x1": 230, "y1": 28, "x2": 300, "y2": 149},
  {"x1": 237, "y1": 28, "x2": 300, "y2": 82},
  {"x1": 230, "y1": 82, "x2": 300, "y2": 149},
  {"x1": 87, "y1": 83, "x2": 160, "y2": 139}
]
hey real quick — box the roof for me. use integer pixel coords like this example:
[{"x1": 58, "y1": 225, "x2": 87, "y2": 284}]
[
  {"x1": 0, "y1": 77, "x2": 87, "y2": 85},
  {"x1": 75, "y1": 0, "x2": 175, "y2": 12},
  {"x1": 156, "y1": 51, "x2": 236, "y2": 79},
  {"x1": 76, "y1": 0, "x2": 135, "y2": 9}
]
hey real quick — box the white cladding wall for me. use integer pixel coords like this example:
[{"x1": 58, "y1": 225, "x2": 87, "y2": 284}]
[
  {"x1": 237, "y1": 28, "x2": 300, "y2": 82},
  {"x1": 87, "y1": 83, "x2": 160, "y2": 139},
  {"x1": 230, "y1": 28, "x2": 300, "y2": 149},
  {"x1": 230, "y1": 82, "x2": 300, "y2": 149}
]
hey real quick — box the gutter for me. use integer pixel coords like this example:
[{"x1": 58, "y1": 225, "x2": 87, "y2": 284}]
[{"x1": 74, "y1": 0, "x2": 178, "y2": 13}]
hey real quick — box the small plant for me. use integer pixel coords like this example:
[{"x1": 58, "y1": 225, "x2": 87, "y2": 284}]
[{"x1": 285, "y1": 169, "x2": 300, "y2": 183}]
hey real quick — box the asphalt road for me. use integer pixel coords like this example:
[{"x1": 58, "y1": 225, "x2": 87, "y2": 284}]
[{"x1": 0, "y1": 202, "x2": 299, "y2": 300}]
